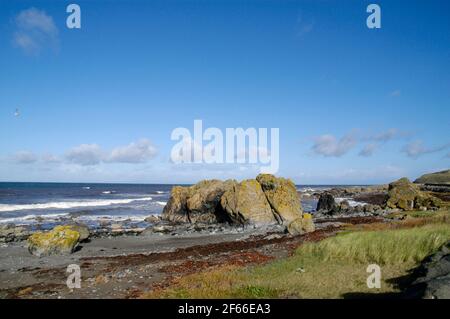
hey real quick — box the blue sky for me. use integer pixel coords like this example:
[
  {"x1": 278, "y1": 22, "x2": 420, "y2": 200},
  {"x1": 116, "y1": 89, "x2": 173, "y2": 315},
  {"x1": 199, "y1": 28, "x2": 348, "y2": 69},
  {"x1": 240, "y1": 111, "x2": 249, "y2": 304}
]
[{"x1": 0, "y1": 0, "x2": 449, "y2": 184}]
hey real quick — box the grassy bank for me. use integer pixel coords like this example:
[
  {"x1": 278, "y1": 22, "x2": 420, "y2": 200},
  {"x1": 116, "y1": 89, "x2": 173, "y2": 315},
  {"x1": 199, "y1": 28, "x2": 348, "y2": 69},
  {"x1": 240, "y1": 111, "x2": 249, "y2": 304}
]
[{"x1": 143, "y1": 211, "x2": 450, "y2": 299}]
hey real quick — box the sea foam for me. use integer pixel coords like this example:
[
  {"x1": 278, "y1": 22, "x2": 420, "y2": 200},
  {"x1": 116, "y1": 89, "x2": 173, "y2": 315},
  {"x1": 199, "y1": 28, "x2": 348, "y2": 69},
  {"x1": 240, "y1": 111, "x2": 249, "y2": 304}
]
[{"x1": 0, "y1": 197, "x2": 153, "y2": 212}]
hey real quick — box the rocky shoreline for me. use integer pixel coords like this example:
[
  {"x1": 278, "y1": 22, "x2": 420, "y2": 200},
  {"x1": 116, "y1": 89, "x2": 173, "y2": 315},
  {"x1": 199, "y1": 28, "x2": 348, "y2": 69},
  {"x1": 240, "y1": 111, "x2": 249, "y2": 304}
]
[
  {"x1": 0, "y1": 216, "x2": 358, "y2": 299},
  {"x1": 1, "y1": 176, "x2": 446, "y2": 245},
  {"x1": 0, "y1": 173, "x2": 449, "y2": 299}
]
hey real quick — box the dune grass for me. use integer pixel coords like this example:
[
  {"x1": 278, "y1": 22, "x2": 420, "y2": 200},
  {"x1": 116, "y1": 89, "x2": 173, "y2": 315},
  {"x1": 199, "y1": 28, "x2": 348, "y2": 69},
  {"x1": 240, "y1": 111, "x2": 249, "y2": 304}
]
[
  {"x1": 296, "y1": 223, "x2": 449, "y2": 265},
  {"x1": 143, "y1": 212, "x2": 450, "y2": 299}
]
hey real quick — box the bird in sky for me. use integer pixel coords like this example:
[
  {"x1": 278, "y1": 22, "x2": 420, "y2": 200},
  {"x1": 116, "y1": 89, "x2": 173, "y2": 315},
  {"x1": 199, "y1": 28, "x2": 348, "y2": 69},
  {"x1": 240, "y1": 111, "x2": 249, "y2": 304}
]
[{"x1": 14, "y1": 108, "x2": 20, "y2": 117}]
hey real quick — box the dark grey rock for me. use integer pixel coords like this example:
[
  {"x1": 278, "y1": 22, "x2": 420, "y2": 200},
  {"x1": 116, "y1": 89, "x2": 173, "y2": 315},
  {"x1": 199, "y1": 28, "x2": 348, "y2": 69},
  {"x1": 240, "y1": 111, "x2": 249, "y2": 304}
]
[
  {"x1": 316, "y1": 193, "x2": 337, "y2": 213},
  {"x1": 404, "y1": 241, "x2": 450, "y2": 299}
]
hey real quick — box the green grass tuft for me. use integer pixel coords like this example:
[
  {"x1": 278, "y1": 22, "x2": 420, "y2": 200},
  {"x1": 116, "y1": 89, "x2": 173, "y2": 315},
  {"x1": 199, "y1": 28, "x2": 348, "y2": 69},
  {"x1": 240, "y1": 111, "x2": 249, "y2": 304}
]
[{"x1": 296, "y1": 223, "x2": 450, "y2": 265}]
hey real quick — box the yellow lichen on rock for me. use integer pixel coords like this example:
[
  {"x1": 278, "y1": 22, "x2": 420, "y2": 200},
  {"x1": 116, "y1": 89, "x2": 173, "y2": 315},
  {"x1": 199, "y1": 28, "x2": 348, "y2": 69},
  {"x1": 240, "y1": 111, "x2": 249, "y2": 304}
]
[
  {"x1": 256, "y1": 174, "x2": 303, "y2": 224},
  {"x1": 66, "y1": 224, "x2": 90, "y2": 242},
  {"x1": 386, "y1": 177, "x2": 442, "y2": 211},
  {"x1": 286, "y1": 217, "x2": 315, "y2": 235},
  {"x1": 220, "y1": 179, "x2": 275, "y2": 225},
  {"x1": 303, "y1": 213, "x2": 313, "y2": 219},
  {"x1": 27, "y1": 225, "x2": 81, "y2": 257},
  {"x1": 162, "y1": 174, "x2": 312, "y2": 228}
]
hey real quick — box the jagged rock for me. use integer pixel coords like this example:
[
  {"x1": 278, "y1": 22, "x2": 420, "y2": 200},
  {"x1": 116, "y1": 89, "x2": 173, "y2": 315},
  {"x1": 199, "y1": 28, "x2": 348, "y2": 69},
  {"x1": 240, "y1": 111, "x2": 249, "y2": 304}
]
[
  {"x1": 161, "y1": 186, "x2": 191, "y2": 223},
  {"x1": 27, "y1": 226, "x2": 81, "y2": 257},
  {"x1": 363, "y1": 204, "x2": 376, "y2": 213},
  {"x1": 162, "y1": 175, "x2": 314, "y2": 229},
  {"x1": 186, "y1": 179, "x2": 236, "y2": 223},
  {"x1": 220, "y1": 179, "x2": 275, "y2": 225},
  {"x1": 316, "y1": 193, "x2": 337, "y2": 213},
  {"x1": 339, "y1": 200, "x2": 351, "y2": 211},
  {"x1": 161, "y1": 180, "x2": 236, "y2": 224},
  {"x1": 404, "y1": 241, "x2": 450, "y2": 299},
  {"x1": 0, "y1": 224, "x2": 31, "y2": 243},
  {"x1": 386, "y1": 177, "x2": 442, "y2": 211},
  {"x1": 286, "y1": 214, "x2": 315, "y2": 235},
  {"x1": 354, "y1": 205, "x2": 364, "y2": 213},
  {"x1": 256, "y1": 174, "x2": 303, "y2": 223}
]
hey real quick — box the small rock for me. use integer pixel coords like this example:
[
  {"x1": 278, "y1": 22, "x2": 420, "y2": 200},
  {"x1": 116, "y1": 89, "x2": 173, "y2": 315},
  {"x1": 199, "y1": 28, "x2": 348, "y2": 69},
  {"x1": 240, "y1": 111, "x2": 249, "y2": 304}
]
[
  {"x1": 27, "y1": 225, "x2": 81, "y2": 257},
  {"x1": 316, "y1": 193, "x2": 337, "y2": 213},
  {"x1": 144, "y1": 215, "x2": 161, "y2": 223},
  {"x1": 110, "y1": 223, "x2": 122, "y2": 230},
  {"x1": 286, "y1": 214, "x2": 315, "y2": 235},
  {"x1": 363, "y1": 204, "x2": 375, "y2": 213},
  {"x1": 141, "y1": 225, "x2": 174, "y2": 235}
]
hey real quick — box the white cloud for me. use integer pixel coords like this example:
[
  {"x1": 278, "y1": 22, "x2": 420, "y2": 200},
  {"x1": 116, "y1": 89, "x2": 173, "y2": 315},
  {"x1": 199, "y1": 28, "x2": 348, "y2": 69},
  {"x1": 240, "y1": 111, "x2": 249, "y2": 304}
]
[
  {"x1": 369, "y1": 128, "x2": 404, "y2": 143},
  {"x1": 41, "y1": 153, "x2": 61, "y2": 164},
  {"x1": 5, "y1": 139, "x2": 158, "y2": 167},
  {"x1": 357, "y1": 128, "x2": 409, "y2": 157},
  {"x1": 402, "y1": 140, "x2": 450, "y2": 159},
  {"x1": 107, "y1": 139, "x2": 157, "y2": 163},
  {"x1": 13, "y1": 151, "x2": 38, "y2": 164},
  {"x1": 311, "y1": 133, "x2": 357, "y2": 157},
  {"x1": 65, "y1": 144, "x2": 104, "y2": 166},
  {"x1": 359, "y1": 143, "x2": 377, "y2": 157},
  {"x1": 65, "y1": 139, "x2": 158, "y2": 166},
  {"x1": 13, "y1": 8, "x2": 58, "y2": 55}
]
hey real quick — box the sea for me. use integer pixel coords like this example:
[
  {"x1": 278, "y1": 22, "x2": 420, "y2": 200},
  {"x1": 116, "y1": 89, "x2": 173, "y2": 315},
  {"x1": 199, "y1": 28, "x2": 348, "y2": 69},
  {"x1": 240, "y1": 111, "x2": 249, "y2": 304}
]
[{"x1": 0, "y1": 182, "x2": 358, "y2": 229}]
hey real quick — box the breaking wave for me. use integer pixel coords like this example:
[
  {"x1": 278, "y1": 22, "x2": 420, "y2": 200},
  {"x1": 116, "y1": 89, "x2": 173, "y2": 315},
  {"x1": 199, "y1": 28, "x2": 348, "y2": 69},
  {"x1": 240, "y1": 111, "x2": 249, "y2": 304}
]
[{"x1": 0, "y1": 197, "x2": 153, "y2": 212}]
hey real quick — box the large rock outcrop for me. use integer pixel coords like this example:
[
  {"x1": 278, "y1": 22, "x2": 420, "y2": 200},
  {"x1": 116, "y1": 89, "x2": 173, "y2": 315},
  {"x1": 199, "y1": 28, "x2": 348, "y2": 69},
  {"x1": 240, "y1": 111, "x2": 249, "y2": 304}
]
[
  {"x1": 220, "y1": 179, "x2": 275, "y2": 225},
  {"x1": 161, "y1": 175, "x2": 311, "y2": 229},
  {"x1": 27, "y1": 226, "x2": 81, "y2": 257},
  {"x1": 162, "y1": 180, "x2": 236, "y2": 224},
  {"x1": 386, "y1": 177, "x2": 442, "y2": 211},
  {"x1": 256, "y1": 174, "x2": 303, "y2": 223},
  {"x1": 187, "y1": 179, "x2": 236, "y2": 223}
]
